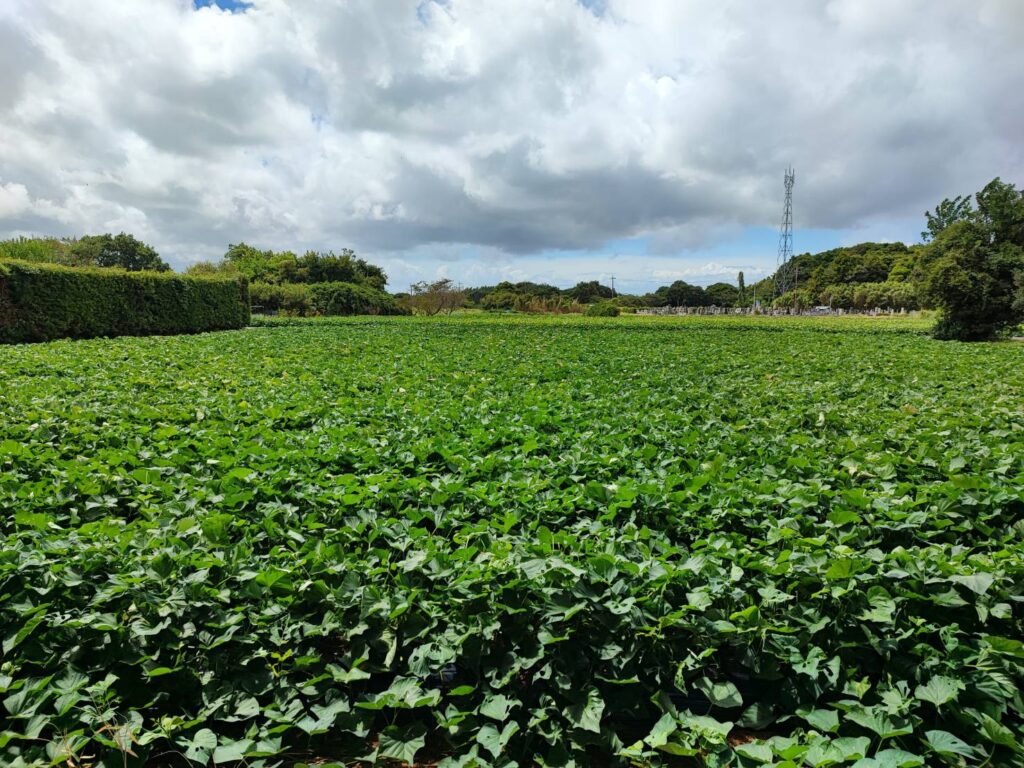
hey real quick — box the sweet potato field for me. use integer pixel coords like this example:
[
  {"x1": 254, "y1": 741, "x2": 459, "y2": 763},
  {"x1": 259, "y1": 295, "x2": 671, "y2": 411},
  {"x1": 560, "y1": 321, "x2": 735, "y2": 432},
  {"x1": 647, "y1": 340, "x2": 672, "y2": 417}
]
[{"x1": 1, "y1": 316, "x2": 1022, "y2": 767}]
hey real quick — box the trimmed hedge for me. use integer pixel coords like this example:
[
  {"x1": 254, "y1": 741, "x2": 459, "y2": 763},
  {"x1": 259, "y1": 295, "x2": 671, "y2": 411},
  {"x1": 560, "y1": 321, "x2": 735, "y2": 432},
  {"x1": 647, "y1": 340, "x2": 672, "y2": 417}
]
[
  {"x1": 0, "y1": 259, "x2": 250, "y2": 343},
  {"x1": 250, "y1": 280, "x2": 407, "y2": 316}
]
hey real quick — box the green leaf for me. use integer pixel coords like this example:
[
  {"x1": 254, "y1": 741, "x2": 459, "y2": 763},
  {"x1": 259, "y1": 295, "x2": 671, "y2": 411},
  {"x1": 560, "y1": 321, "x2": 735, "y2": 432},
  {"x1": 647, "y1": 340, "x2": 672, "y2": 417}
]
[
  {"x1": 695, "y1": 677, "x2": 743, "y2": 708},
  {"x1": 646, "y1": 712, "x2": 677, "y2": 748},
  {"x1": 477, "y1": 721, "x2": 520, "y2": 759},
  {"x1": 872, "y1": 748, "x2": 926, "y2": 768},
  {"x1": 479, "y1": 693, "x2": 514, "y2": 721},
  {"x1": 833, "y1": 737, "x2": 871, "y2": 761},
  {"x1": 3, "y1": 614, "x2": 46, "y2": 654},
  {"x1": 184, "y1": 728, "x2": 218, "y2": 763},
  {"x1": 213, "y1": 739, "x2": 252, "y2": 764},
  {"x1": 924, "y1": 730, "x2": 977, "y2": 758},
  {"x1": 978, "y1": 714, "x2": 1017, "y2": 749},
  {"x1": 567, "y1": 688, "x2": 605, "y2": 733},
  {"x1": 378, "y1": 724, "x2": 426, "y2": 764},
  {"x1": 735, "y1": 742, "x2": 773, "y2": 763},
  {"x1": 145, "y1": 666, "x2": 178, "y2": 677},
  {"x1": 950, "y1": 572, "x2": 995, "y2": 595},
  {"x1": 914, "y1": 676, "x2": 963, "y2": 707},
  {"x1": 800, "y1": 708, "x2": 839, "y2": 733}
]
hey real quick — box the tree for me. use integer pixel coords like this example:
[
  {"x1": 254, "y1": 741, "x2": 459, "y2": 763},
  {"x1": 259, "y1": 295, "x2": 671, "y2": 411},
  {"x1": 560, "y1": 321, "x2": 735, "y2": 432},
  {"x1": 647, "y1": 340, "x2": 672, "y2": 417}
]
[
  {"x1": 69, "y1": 233, "x2": 169, "y2": 271},
  {"x1": 975, "y1": 177, "x2": 1024, "y2": 245},
  {"x1": 737, "y1": 271, "x2": 745, "y2": 303},
  {"x1": 217, "y1": 243, "x2": 388, "y2": 287},
  {"x1": 404, "y1": 279, "x2": 465, "y2": 315},
  {"x1": 922, "y1": 195, "x2": 973, "y2": 243},
  {"x1": 62, "y1": 233, "x2": 167, "y2": 272},
  {"x1": 566, "y1": 280, "x2": 614, "y2": 303},
  {"x1": 705, "y1": 282, "x2": 739, "y2": 307},
  {"x1": 664, "y1": 280, "x2": 710, "y2": 307},
  {"x1": 920, "y1": 178, "x2": 1024, "y2": 340}
]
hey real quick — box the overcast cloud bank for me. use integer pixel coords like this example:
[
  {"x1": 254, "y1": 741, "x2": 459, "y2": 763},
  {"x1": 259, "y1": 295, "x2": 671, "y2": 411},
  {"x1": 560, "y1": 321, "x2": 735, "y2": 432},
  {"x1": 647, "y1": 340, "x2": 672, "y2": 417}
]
[{"x1": 1, "y1": 0, "x2": 1022, "y2": 289}]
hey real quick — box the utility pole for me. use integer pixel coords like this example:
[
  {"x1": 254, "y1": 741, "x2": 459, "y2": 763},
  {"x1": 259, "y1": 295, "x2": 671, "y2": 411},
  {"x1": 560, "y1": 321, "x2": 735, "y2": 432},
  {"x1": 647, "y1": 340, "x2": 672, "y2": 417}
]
[{"x1": 610, "y1": 275, "x2": 616, "y2": 296}]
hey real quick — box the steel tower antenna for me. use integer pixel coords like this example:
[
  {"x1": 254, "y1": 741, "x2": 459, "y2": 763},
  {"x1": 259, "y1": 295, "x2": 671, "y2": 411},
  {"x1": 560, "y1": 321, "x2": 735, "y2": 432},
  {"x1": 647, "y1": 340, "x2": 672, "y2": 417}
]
[{"x1": 774, "y1": 167, "x2": 796, "y2": 297}]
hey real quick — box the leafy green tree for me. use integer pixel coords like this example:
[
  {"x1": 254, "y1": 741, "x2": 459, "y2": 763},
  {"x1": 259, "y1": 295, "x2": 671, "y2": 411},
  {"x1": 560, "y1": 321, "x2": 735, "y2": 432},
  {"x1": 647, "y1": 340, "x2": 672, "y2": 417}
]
[
  {"x1": 975, "y1": 177, "x2": 1024, "y2": 245},
  {"x1": 215, "y1": 243, "x2": 387, "y2": 288},
  {"x1": 922, "y1": 195, "x2": 973, "y2": 243},
  {"x1": 920, "y1": 178, "x2": 1024, "y2": 340},
  {"x1": 664, "y1": 280, "x2": 709, "y2": 307},
  {"x1": 567, "y1": 280, "x2": 614, "y2": 303},
  {"x1": 737, "y1": 271, "x2": 745, "y2": 303},
  {"x1": 480, "y1": 289, "x2": 519, "y2": 310},
  {"x1": 705, "y1": 282, "x2": 739, "y2": 307},
  {"x1": 70, "y1": 233, "x2": 169, "y2": 271}
]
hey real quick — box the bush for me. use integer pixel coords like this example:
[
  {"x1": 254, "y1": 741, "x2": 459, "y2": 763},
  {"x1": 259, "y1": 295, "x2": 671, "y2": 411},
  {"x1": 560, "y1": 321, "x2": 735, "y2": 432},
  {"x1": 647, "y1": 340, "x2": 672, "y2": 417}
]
[
  {"x1": 0, "y1": 259, "x2": 249, "y2": 343},
  {"x1": 308, "y1": 282, "x2": 405, "y2": 316},
  {"x1": 250, "y1": 281, "x2": 406, "y2": 317},
  {"x1": 0, "y1": 237, "x2": 74, "y2": 264},
  {"x1": 249, "y1": 282, "x2": 313, "y2": 315},
  {"x1": 585, "y1": 301, "x2": 620, "y2": 317}
]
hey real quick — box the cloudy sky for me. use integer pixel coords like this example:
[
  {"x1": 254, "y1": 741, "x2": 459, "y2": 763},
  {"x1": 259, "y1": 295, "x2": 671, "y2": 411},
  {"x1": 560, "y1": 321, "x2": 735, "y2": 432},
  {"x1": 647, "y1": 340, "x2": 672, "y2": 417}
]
[{"x1": 1, "y1": 0, "x2": 1022, "y2": 291}]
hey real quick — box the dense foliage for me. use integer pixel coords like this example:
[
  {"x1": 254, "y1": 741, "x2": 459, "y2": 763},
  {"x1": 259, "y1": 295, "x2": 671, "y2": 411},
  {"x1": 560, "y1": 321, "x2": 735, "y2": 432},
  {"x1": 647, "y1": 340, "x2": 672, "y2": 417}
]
[
  {"x1": 584, "y1": 301, "x2": 620, "y2": 316},
  {"x1": 0, "y1": 233, "x2": 169, "y2": 272},
  {"x1": 189, "y1": 244, "x2": 387, "y2": 290},
  {"x1": 0, "y1": 259, "x2": 248, "y2": 343},
  {"x1": 250, "y1": 281, "x2": 405, "y2": 317},
  {"x1": 748, "y1": 244, "x2": 921, "y2": 311},
  {"x1": 1, "y1": 315, "x2": 1021, "y2": 768},
  {"x1": 758, "y1": 177, "x2": 1024, "y2": 332},
  {"x1": 467, "y1": 282, "x2": 583, "y2": 312},
  {"x1": 918, "y1": 178, "x2": 1024, "y2": 340}
]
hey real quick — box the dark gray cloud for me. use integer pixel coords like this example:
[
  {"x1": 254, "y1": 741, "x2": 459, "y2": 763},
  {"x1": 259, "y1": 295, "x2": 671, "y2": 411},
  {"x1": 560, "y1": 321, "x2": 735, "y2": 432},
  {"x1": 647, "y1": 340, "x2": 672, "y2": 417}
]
[{"x1": 0, "y1": 0, "x2": 1022, "y2": 288}]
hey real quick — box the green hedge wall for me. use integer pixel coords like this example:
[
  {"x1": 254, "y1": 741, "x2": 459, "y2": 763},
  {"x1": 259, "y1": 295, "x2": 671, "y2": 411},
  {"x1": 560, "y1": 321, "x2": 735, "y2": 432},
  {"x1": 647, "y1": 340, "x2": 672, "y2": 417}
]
[
  {"x1": 250, "y1": 281, "x2": 407, "y2": 316},
  {"x1": 0, "y1": 259, "x2": 250, "y2": 343}
]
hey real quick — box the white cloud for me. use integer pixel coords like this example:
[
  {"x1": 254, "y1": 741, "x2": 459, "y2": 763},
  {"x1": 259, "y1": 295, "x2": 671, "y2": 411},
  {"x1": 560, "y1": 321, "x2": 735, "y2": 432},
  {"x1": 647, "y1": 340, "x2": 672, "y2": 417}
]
[
  {"x1": 0, "y1": 182, "x2": 31, "y2": 218},
  {"x1": 1, "y1": 0, "x2": 1022, "y2": 288}
]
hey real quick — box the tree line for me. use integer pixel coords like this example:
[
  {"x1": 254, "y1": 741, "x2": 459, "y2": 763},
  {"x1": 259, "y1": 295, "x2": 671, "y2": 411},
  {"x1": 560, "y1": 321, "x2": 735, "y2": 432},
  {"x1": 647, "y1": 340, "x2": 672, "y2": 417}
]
[
  {"x1": 761, "y1": 178, "x2": 1024, "y2": 339},
  {"x1": 2, "y1": 177, "x2": 1021, "y2": 338}
]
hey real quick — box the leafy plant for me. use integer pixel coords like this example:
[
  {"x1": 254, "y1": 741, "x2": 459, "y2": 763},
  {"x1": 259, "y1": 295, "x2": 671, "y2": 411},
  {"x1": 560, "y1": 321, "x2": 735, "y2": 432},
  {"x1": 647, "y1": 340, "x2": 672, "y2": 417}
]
[{"x1": 0, "y1": 314, "x2": 1021, "y2": 767}]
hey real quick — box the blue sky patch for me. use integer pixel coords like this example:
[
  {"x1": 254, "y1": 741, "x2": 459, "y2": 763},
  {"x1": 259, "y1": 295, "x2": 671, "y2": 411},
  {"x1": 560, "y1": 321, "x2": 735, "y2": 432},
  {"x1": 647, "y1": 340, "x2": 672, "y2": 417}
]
[
  {"x1": 578, "y1": 0, "x2": 608, "y2": 17},
  {"x1": 193, "y1": 0, "x2": 252, "y2": 13}
]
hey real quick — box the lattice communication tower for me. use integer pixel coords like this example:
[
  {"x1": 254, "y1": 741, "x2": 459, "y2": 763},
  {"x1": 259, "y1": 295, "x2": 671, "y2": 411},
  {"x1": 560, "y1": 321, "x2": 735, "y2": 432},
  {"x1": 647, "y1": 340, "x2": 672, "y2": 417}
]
[{"x1": 773, "y1": 167, "x2": 796, "y2": 297}]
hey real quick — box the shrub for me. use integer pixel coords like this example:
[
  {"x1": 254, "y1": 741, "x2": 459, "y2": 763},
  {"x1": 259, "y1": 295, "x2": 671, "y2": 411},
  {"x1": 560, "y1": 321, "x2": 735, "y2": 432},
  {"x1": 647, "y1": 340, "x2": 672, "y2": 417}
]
[
  {"x1": 0, "y1": 259, "x2": 249, "y2": 343},
  {"x1": 308, "y1": 282, "x2": 405, "y2": 316},
  {"x1": 0, "y1": 236, "x2": 74, "y2": 264},
  {"x1": 585, "y1": 301, "x2": 620, "y2": 317},
  {"x1": 250, "y1": 281, "x2": 406, "y2": 317},
  {"x1": 249, "y1": 282, "x2": 313, "y2": 315}
]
